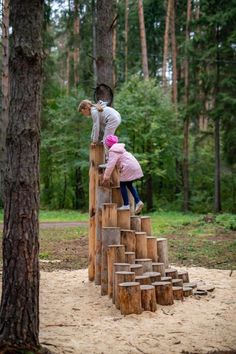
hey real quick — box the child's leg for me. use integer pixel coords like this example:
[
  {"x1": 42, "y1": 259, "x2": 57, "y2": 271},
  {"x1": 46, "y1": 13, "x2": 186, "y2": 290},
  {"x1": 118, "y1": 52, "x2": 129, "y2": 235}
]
[
  {"x1": 120, "y1": 181, "x2": 129, "y2": 206},
  {"x1": 125, "y1": 181, "x2": 141, "y2": 204}
]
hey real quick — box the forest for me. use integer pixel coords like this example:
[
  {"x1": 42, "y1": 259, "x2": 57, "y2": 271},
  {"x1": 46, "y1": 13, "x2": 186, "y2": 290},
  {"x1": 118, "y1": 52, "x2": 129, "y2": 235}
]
[{"x1": 1, "y1": 0, "x2": 236, "y2": 214}]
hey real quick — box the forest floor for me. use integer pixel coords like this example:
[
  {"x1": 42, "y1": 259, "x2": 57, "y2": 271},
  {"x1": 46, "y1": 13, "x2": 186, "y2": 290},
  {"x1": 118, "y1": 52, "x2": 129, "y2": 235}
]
[{"x1": 0, "y1": 220, "x2": 236, "y2": 353}]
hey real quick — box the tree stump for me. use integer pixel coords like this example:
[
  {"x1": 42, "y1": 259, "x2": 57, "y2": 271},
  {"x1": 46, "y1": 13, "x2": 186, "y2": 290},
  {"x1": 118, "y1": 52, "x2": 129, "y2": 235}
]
[
  {"x1": 140, "y1": 285, "x2": 157, "y2": 312},
  {"x1": 172, "y1": 286, "x2": 183, "y2": 300},
  {"x1": 117, "y1": 209, "x2": 131, "y2": 230},
  {"x1": 102, "y1": 203, "x2": 117, "y2": 227},
  {"x1": 135, "y1": 258, "x2": 152, "y2": 272},
  {"x1": 146, "y1": 236, "x2": 158, "y2": 262},
  {"x1": 153, "y1": 281, "x2": 174, "y2": 305},
  {"x1": 156, "y1": 238, "x2": 169, "y2": 268},
  {"x1": 165, "y1": 268, "x2": 178, "y2": 279},
  {"x1": 172, "y1": 278, "x2": 183, "y2": 287},
  {"x1": 184, "y1": 282, "x2": 197, "y2": 289},
  {"x1": 161, "y1": 276, "x2": 172, "y2": 283},
  {"x1": 135, "y1": 275, "x2": 151, "y2": 285},
  {"x1": 119, "y1": 282, "x2": 142, "y2": 315},
  {"x1": 140, "y1": 216, "x2": 152, "y2": 235},
  {"x1": 178, "y1": 270, "x2": 189, "y2": 283},
  {"x1": 183, "y1": 287, "x2": 193, "y2": 297},
  {"x1": 135, "y1": 232, "x2": 147, "y2": 259},
  {"x1": 112, "y1": 186, "x2": 123, "y2": 207},
  {"x1": 130, "y1": 264, "x2": 143, "y2": 276},
  {"x1": 113, "y1": 263, "x2": 131, "y2": 303},
  {"x1": 114, "y1": 271, "x2": 135, "y2": 309},
  {"x1": 120, "y1": 229, "x2": 136, "y2": 252},
  {"x1": 152, "y1": 262, "x2": 165, "y2": 277},
  {"x1": 125, "y1": 251, "x2": 136, "y2": 264},
  {"x1": 101, "y1": 227, "x2": 120, "y2": 295},
  {"x1": 130, "y1": 216, "x2": 141, "y2": 231},
  {"x1": 144, "y1": 271, "x2": 161, "y2": 283},
  {"x1": 111, "y1": 165, "x2": 120, "y2": 187},
  {"x1": 107, "y1": 245, "x2": 125, "y2": 298}
]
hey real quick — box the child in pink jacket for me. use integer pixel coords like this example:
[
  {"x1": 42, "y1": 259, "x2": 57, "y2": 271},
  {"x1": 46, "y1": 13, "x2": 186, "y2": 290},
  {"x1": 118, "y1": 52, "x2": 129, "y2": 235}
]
[{"x1": 103, "y1": 135, "x2": 144, "y2": 214}]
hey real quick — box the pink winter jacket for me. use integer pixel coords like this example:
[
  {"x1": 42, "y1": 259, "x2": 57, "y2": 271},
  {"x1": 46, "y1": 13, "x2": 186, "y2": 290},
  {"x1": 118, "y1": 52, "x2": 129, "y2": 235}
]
[{"x1": 103, "y1": 143, "x2": 143, "y2": 182}]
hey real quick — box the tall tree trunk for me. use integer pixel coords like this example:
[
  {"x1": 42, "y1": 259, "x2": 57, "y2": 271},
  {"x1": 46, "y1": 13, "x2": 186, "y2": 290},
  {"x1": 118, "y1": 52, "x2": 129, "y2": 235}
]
[
  {"x1": 0, "y1": 0, "x2": 10, "y2": 207},
  {"x1": 73, "y1": 0, "x2": 80, "y2": 88},
  {"x1": 66, "y1": 49, "x2": 71, "y2": 95},
  {"x1": 96, "y1": 0, "x2": 114, "y2": 89},
  {"x1": 124, "y1": 0, "x2": 129, "y2": 81},
  {"x1": 138, "y1": 0, "x2": 149, "y2": 80},
  {"x1": 162, "y1": 0, "x2": 171, "y2": 90},
  {"x1": 170, "y1": 0, "x2": 177, "y2": 108},
  {"x1": 183, "y1": 0, "x2": 191, "y2": 212},
  {"x1": 0, "y1": 0, "x2": 43, "y2": 351},
  {"x1": 112, "y1": 1, "x2": 118, "y2": 87},
  {"x1": 92, "y1": 0, "x2": 97, "y2": 86}
]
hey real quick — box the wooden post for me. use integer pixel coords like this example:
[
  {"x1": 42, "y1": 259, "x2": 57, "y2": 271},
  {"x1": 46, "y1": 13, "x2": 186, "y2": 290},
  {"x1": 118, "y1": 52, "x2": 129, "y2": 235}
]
[
  {"x1": 119, "y1": 282, "x2": 142, "y2": 315},
  {"x1": 140, "y1": 216, "x2": 152, "y2": 235},
  {"x1": 143, "y1": 271, "x2": 161, "y2": 283},
  {"x1": 165, "y1": 268, "x2": 178, "y2": 279},
  {"x1": 135, "y1": 258, "x2": 152, "y2": 272},
  {"x1": 135, "y1": 275, "x2": 151, "y2": 285},
  {"x1": 112, "y1": 186, "x2": 123, "y2": 207},
  {"x1": 125, "y1": 251, "x2": 135, "y2": 264},
  {"x1": 172, "y1": 278, "x2": 183, "y2": 287},
  {"x1": 140, "y1": 285, "x2": 157, "y2": 312},
  {"x1": 102, "y1": 203, "x2": 117, "y2": 227},
  {"x1": 152, "y1": 262, "x2": 165, "y2": 277},
  {"x1": 128, "y1": 190, "x2": 135, "y2": 215},
  {"x1": 156, "y1": 238, "x2": 169, "y2": 268},
  {"x1": 146, "y1": 236, "x2": 158, "y2": 262},
  {"x1": 113, "y1": 263, "x2": 131, "y2": 303},
  {"x1": 111, "y1": 165, "x2": 120, "y2": 187},
  {"x1": 101, "y1": 227, "x2": 120, "y2": 295},
  {"x1": 130, "y1": 216, "x2": 141, "y2": 231},
  {"x1": 173, "y1": 286, "x2": 183, "y2": 300},
  {"x1": 183, "y1": 286, "x2": 193, "y2": 297},
  {"x1": 89, "y1": 143, "x2": 104, "y2": 281},
  {"x1": 107, "y1": 245, "x2": 125, "y2": 298},
  {"x1": 135, "y1": 232, "x2": 147, "y2": 259},
  {"x1": 178, "y1": 270, "x2": 190, "y2": 283},
  {"x1": 153, "y1": 281, "x2": 174, "y2": 305},
  {"x1": 114, "y1": 271, "x2": 135, "y2": 309},
  {"x1": 117, "y1": 209, "x2": 131, "y2": 229},
  {"x1": 120, "y1": 229, "x2": 136, "y2": 252},
  {"x1": 161, "y1": 276, "x2": 172, "y2": 283},
  {"x1": 130, "y1": 264, "x2": 143, "y2": 276}
]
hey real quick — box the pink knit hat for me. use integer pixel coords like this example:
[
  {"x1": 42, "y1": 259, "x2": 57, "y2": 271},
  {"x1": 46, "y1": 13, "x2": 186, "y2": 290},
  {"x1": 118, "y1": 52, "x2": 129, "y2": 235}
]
[{"x1": 105, "y1": 135, "x2": 119, "y2": 148}]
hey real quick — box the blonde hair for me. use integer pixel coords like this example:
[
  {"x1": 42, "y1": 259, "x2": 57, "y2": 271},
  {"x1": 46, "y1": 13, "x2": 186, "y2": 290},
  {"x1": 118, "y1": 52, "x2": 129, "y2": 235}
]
[{"x1": 78, "y1": 99, "x2": 104, "y2": 113}]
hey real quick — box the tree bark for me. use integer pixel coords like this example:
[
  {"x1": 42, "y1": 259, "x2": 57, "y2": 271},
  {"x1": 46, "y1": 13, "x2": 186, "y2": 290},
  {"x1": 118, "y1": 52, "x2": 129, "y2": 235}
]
[
  {"x1": 138, "y1": 0, "x2": 149, "y2": 80},
  {"x1": 124, "y1": 0, "x2": 129, "y2": 81},
  {"x1": 0, "y1": 0, "x2": 43, "y2": 351},
  {"x1": 170, "y1": 0, "x2": 177, "y2": 107},
  {"x1": 73, "y1": 0, "x2": 80, "y2": 88},
  {"x1": 162, "y1": 0, "x2": 171, "y2": 90}
]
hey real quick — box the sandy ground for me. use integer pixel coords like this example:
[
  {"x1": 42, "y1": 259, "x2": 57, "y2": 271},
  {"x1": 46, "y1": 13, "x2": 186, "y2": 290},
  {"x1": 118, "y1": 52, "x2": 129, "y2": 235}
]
[{"x1": 39, "y1": 266, "x2": 236, "y2": 354}]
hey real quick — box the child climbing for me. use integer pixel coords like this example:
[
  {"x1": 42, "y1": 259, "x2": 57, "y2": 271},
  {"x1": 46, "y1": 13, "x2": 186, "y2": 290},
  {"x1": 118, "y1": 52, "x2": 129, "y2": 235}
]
[
  {"x1": 102, "y1": 135, "x2": 144, "y2": 214},
  {"x1": 78, "y1": 100, "x2": 121, "y2": 144}
]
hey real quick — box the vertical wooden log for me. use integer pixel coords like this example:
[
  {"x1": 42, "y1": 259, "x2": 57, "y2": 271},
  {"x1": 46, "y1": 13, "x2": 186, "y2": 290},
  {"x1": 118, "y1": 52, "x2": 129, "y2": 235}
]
[
  {"x1": 140, "y1": 216, "x2": 152, "y2": 235},
  {"x1": 107, "y1": 245, "x2": 125, "y2": 298},
  {"x1": 165, "y1": 268, "x2": 178, "y2": 279},
  {"x1": 119, "y1": 282, "x2": 142, "y2": 315},
  {"x1": 117, "y1": 209, "x2": 131, "y2": 229},
  {"x1": 161, "y1": 276, "x2": 172, "y2": 283},
  {"x1": 178, "y1": 270, "x2": 190, "y2": 283},
  {"x1": 135, "y1": 232, "x2": 147, "y2": 259},
  {"x1": 112, "y1": 186, "x2": 123, "y2": 207},
  {"x1": 113, "y1": 263, "x2": 131, "y2": 303},
  {"x1": 135, "y1": 258, "x2": 152, "y2": 272},
  {"x1": 140, "y1": 285, "x2": 157, "y2": 312},
  {"x1": 114, "y1": 271, "x2": 135, "y2": 309},
  {"x1": 111, "y1": 165, "x2": 120, "y2": 187},
  {"x1": 172, "y1": 278, "x2": 183, "y2": 287},
  {"x1": 183, "y1": 286, "x2": 193, "y2": 297},
  {"x1": 128, "y1": 190, "x2": 135, "y2": 215},
  {"x1": 101, "y1": 227, "x2": 120, "y2": 295},
  {"x1": 152, "y1": 262, "x2": 165, "y2": 277},
  {"x1": 130, "y1": 264, "x2": 143, "y2": 276},
  {"x1": 130, "y1": 216, "x2": 141, "y2": 231},
  {"x1": 173, "y1": 286, "x2": 184, "y2": 300},
  {"x1": 146, "y1": 236, "x2": 158, "y2": 262},
  {"x1": 125, "y1": 252, "x2": 135, "y2": 264},
  {"x1": 153, "y1": 281, "x2": 174, "y2": 305},
  {"x1": 102, "y1": 203, "x2": 117, "y2": 227},
  {"x1": 120, "y1": 229, "x2": 136, "y2": 252},
  {"x1": 135, "y1": 275, "x2": 151, "y2": 285},
  {"x1": 156, "y1": 238, "x2": 169, "y2": 268},
  {"x1": 144, "y1": 271, "x2": 161, "y2": 283}
]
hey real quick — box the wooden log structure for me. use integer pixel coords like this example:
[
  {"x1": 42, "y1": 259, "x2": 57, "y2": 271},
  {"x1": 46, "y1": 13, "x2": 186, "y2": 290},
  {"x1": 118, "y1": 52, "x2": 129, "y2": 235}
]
[
  {"x1": 161, "y1": 276, "x2": 172, "y2": 283},
  {"x1": 119, "y1": 282, "x2": 142, "y2": 315},
  {"x1": 156, "y1": 238, "x2": 169, "y2": 268},
  {"x1": 143, "y1": 271, "x2": 161, "y2": 283},
  {"x1": 102, "y1": 203, "x2": 117, "y2": 227},
  {"x1": 165, "y1": 268, "x2": 178, "y2": 279},
  {"x1": 146, "y1": 236, "x2": 158, "y2": 262},
  {"x1": 172, "y1": 278, "x2": 183, "y2": 287},
  {"x1": 135, "y1": 275, "x2": 151, "y2": 285},
  {"x1": 101, "y1": 227, "x2": 120, "y2": 295},
  {"x1": 173, "y1": 286, "x2": 183, "y2": 300},
  {"x1": 114, "y1": 271, "x2": 135, "y2": 309},
  {"x1": 184, "y1": 282, "x2": 197, "y2": 289},
  {"x1": 117, "y1": 209, "x2": 131, "y2": 230},
  {"x1": 130, "y1": 216, "x2": 141, "y2": 232},
  {"x1": 125, "y1": 251, "x2": 136, "y2": 264},
  {"x1": 140, "y1": 285, "x2": 157, "y2": 312},
  {"x1": 111, "y1": 165, "x2": 120, "y2": 187},
  {"x1": 183, "y1": 287, "x2": 193, "y2": 297},
  {"x1": 135, "y1": 232, "x2": 147, "y2": 259},
  {"x1": 113, "y1": 263, "x2": 131, "y2": 303},
  {"x1": 135, "y1": 258, "x2": 152, "y2": 273},
  {"x1": 153, "y1": 281, "x2": 174, "y2": 305},
  {"x1": 112, "y1": 186, "x2": 123, "y2": 207},
  {"x1": 152, "y1": 262, "x2": 165, "y2": 277},
  {"x1": 89, "y1": 143, "x2": 104, "y2": 281},
  {"x1": 178, "y1": 270, "x2": 190, "y2": 283},
  {"x1": 130, "y1": 264, "x2": 143, "y2": 276},
  {"x1": 107, "y1": 245, "x2": 125, "y2": 298},
  {"x1": 120, "y1": 229, "x2": 136, "y2": 252},
  {"x1": 140, "y1": 216, "x2": 152, "y2": 235}
]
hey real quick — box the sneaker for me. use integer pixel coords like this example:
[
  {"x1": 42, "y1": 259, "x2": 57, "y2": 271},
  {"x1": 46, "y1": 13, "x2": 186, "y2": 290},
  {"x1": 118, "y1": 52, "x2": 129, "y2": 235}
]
[
  {"x1": 135, "y1": 201, "x2": 144, "y2": 214},
  {"x1": 118, "y1": 205, "x2": 130, "y2": 211}
]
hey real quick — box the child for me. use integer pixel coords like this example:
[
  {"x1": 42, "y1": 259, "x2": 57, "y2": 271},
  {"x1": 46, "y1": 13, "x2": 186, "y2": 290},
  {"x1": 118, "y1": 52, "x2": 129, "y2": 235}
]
[
  {"x1": 78, "y1": 99, "x2": 121, "y2": 144},
  {"x1": 102, "y1": 135, "x2": 144, "y2": 214}
]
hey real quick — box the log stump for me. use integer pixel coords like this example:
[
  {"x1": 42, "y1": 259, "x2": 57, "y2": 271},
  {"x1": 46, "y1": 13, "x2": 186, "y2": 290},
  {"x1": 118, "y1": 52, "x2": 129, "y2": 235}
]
[
  {"x1": 130, "y1": 216, "x2": 141, "y2": 232},
  {"x1": 113, "y1": 263, "x2": 131, "y2": 303},
  {"x1": 183, "y1": 287, "x2": 193, "y2": 297},
  {"x1": 111, "y1": 166, "x2": 120, "y2": 187},
  {"x1": 130, "y1": 264, "x2": 143, "y2": 276},
  {"x1": 135, "y1": 258, "x2": 152, "y2": 272},
  {"x1": 140, "y1": 285, "x2": 157, "y2": 312},
  {"x1": 114, "y1": 271, "x2": 135, "y2": 309},
  {"x1": 146, "y1": 236, "x2": 158, "y2": 262},
  {"x1": 184, "y1": 282, "x2": 197, "y2": 289},
  {"x1": 161, "y1": 276, "x2": 172, "y2": 283},
  {"x1": 172, "y1": 278, "x2": 183, "y2": 287},
  {"x1": 152, "y1": 262, "x2": 165, "y2": 277},
  {"x1": 140, "y1": 216, "x2": 152, "y2": 235},
  {"x1": 135, "y1": 232, "x2": 147, "y2": 259},
  {"x1": 107, "y1": 245, "x2": 125, "y2": 298},
  {"x1": 178, "y1": 270, "x2": 189, "y2": 283},
  {"x1": 144, "y1": 271, "x2": 161, "y2": 283},
  {"x1": 119, "y1": 282, "x2": 142, "y2": 315},
  {"x1": 165, "y1": 268, "x2": 178, "y2": 279},
  {"x1": 173, "y1": 286, "x2": 183, "y2": 300},
  {"x1": 102, "y1": 203, "x2": 117, "y2": 227},
  {"x1": 112, "y1": 186, "x2": 123, "y2": 207},
  {"x1": 117, "y1": 209, "x2": 131, "y2": 230},
  {"x1": 153, "y1": 281, "x2": 174, "y2": 305},
  {"x1": 120, "y1": 229, "x2": 136, "y2": 252},
  {"x1": 156, "y1": 238, "x2": 169, "y2": 268},
  {"x1": 125, "y1": 251, "x2": 136, "y2": 264},
  {"x1": 135, "y1": 275, "x2": 151, "y2": 285}
]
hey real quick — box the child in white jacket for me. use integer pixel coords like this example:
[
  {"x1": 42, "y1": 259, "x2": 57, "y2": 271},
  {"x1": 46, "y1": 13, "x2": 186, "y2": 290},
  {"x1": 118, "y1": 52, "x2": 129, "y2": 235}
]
[{"x1": 103, "y1": 135, "x2": 144, "y2": 214}]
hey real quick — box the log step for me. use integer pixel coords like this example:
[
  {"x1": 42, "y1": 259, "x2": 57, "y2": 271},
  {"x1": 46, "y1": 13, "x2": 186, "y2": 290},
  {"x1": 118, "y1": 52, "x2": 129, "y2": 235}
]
[
  {"x1": 119, "y1": 282, "x2": 142, "y2": 315},
  {"x1": 140, "y1": 285, "x2": 157, "y2": 312}
]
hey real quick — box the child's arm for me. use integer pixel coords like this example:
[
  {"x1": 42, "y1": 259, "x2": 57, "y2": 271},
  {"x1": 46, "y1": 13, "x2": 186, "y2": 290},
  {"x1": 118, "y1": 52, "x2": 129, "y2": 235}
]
[
  {"x1": 103, "y1": 152, "x2": 119, "y2": 180},
  {"x1": 91, "y1": 109, "x2": 100, "y2": 142}
]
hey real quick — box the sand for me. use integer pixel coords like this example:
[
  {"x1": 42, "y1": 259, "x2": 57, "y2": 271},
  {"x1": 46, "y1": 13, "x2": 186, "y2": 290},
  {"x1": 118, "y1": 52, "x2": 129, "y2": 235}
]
[{"x1": 39, "y1": 266, "x2": 236, "y2": 354}]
